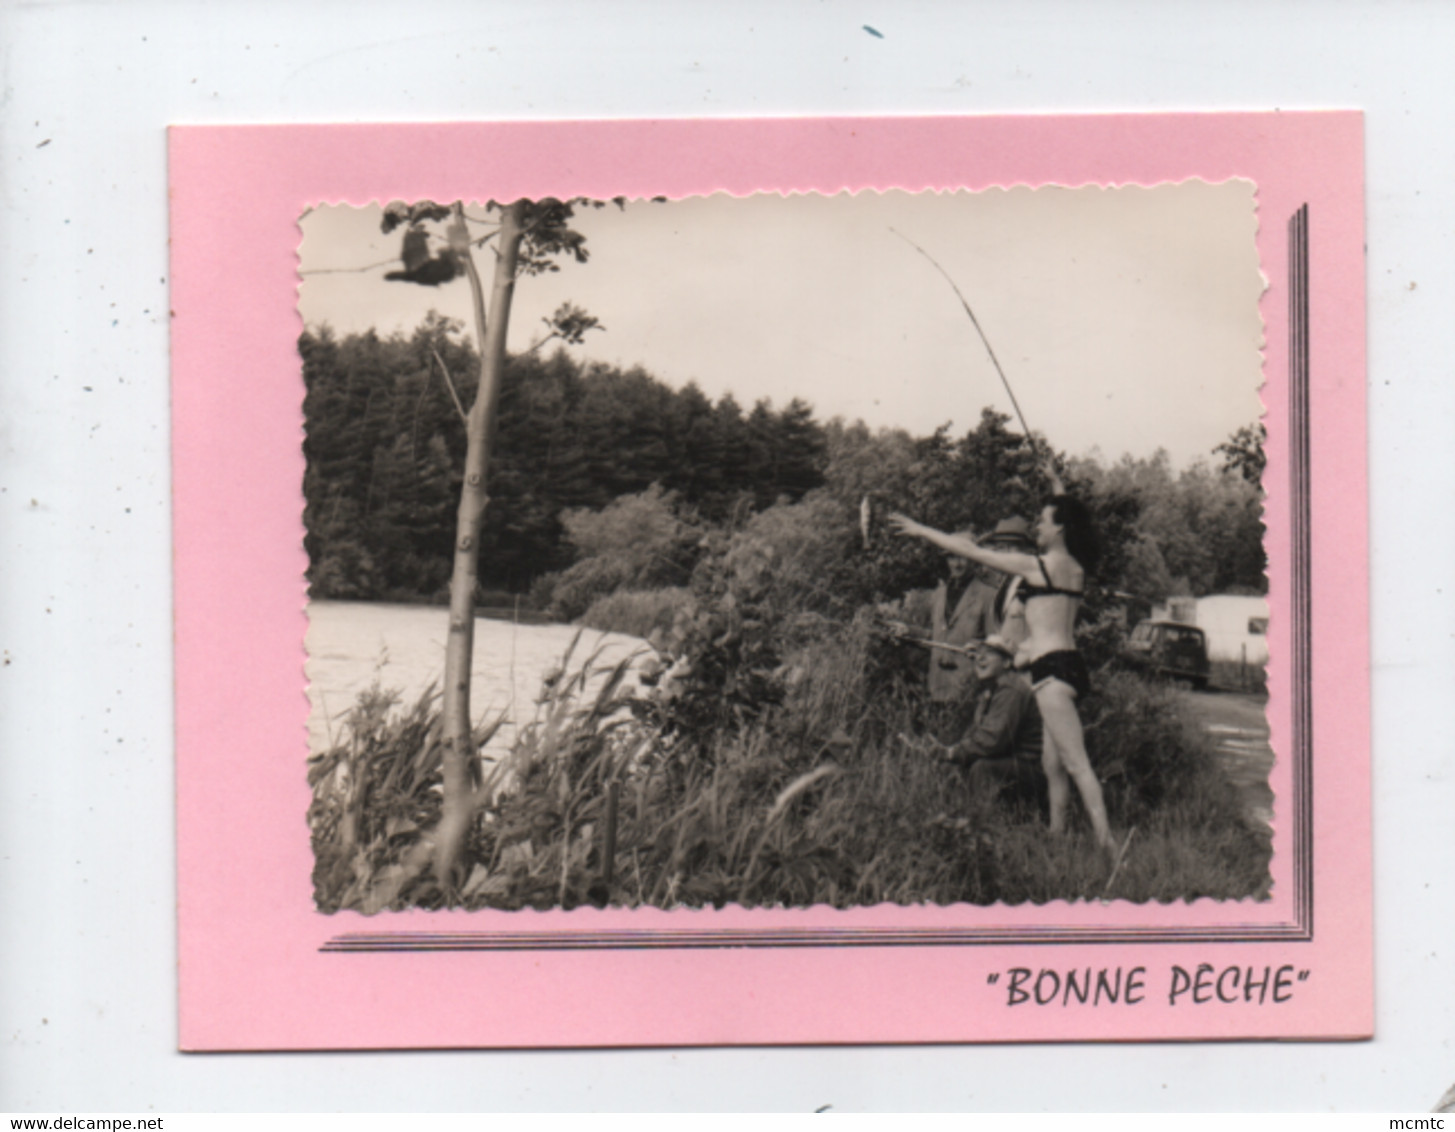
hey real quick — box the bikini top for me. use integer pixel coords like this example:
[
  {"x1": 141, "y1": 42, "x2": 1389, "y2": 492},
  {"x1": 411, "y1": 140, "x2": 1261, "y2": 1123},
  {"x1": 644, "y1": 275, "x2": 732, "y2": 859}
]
[{"x1": 1015, "y1": 556, "x2": 1085, "y2": 602}]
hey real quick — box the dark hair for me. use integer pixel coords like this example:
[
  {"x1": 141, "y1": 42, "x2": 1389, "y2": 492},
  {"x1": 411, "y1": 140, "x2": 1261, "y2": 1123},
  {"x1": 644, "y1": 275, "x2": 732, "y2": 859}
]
[{"x1": 1049, "y1": 494, "x2": 1101, "y2": 575}]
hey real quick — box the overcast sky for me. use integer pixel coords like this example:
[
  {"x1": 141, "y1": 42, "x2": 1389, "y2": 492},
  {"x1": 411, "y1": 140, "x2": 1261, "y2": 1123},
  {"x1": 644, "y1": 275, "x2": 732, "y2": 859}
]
[{"x1": 298, "y1": 181, "x2": 1264, "y2": 468}]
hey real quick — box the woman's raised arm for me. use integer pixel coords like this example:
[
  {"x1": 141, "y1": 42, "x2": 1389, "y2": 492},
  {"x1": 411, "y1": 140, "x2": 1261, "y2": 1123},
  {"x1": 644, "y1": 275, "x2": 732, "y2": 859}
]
[{"x1": 887, "y1": 513, "x2": 1040, "y2": 579}]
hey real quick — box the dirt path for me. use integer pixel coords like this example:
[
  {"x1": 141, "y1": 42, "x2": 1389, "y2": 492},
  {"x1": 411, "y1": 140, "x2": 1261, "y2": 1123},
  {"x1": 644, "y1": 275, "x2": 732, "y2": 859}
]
[{"x1": 1178, "y1": 688, "x2": 1275, "y2": 833}]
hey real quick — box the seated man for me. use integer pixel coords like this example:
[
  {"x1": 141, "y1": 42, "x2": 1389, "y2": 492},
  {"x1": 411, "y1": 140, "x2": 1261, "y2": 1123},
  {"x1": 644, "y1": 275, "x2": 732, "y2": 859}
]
[{"x1": 938, "y1": 634, "x2": 1045, "y2": 802}]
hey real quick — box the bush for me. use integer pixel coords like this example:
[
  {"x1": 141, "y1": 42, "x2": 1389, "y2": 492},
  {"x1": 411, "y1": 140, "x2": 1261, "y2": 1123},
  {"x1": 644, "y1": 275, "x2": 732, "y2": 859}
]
[
  {"x1": 309, "y1": 541, "x2": 382, "y2": 601},
  {"x1": 733, "y1": 492, "x2": 864, "y2": 618},
  {"x1": 309, "y1": 620, "x2": 1271, "y2": 912},
  {"x1": 579, "y1": 587, "x2": 694, "y2": 639},
  {"x1": 1074, "y1": 603, "x2": 1131, "y2": 672},
  {"x1": 1083, "y1": 670, "x2": 1223, "y2": 820},
  {"x1": 307, "y1": 685, "x2": 448, "y2": 913}
]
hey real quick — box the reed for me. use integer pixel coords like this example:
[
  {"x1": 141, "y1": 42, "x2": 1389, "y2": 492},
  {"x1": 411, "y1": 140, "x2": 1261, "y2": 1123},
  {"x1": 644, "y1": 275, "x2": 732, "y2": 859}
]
[{"x1": 309, "y1": 619, "x2": 1269, "y2": 912}]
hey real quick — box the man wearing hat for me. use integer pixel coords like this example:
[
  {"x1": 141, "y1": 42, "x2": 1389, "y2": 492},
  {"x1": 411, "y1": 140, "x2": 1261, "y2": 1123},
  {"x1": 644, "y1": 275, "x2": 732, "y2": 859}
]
[
  {"x1": 938, "y1": 632, "x2": 1046, "y2": 802},
  {"x1": 925, "y1": 516, "x2": 1037, "y2": 718}
]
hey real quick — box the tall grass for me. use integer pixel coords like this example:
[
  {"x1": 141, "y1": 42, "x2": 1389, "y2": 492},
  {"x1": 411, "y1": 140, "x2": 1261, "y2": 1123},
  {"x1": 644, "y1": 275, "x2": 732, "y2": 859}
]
[
  {"x1": 310, "y1": 617, "x2": 1271, "y2": 912},
  {"x1": 1209, "y1": 658, "x2": 1269, "y2": 693}
]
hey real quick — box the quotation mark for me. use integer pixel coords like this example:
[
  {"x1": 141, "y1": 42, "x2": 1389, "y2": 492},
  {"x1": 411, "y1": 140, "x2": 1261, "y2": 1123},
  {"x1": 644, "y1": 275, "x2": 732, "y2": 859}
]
[
  {"x1": 1298, "y1": 969, "x2": 1310, "y2": 982},
  {"x1": 986, "y1": 973, "x2": 1000, "y2": 985}
]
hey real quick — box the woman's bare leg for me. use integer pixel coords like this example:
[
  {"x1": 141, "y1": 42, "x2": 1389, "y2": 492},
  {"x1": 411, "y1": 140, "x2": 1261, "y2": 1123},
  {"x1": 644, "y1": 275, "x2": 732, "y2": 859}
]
[
  {"x1": 1041, "y1": 720, "x2": 1070, "y2": 835},
  {"x1": 1036, "y1": 681, "x2": 1114, "y2": 852}
]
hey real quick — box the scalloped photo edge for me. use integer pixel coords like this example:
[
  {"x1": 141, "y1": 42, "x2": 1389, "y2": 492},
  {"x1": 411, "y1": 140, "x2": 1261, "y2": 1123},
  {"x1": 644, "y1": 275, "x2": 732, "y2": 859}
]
[{"x1": 170, "y1": 113, "x2": 1368, "y2": 1048}]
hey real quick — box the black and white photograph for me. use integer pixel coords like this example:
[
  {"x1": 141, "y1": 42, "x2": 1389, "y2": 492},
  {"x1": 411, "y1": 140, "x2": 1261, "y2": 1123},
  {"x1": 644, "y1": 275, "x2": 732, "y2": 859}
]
[
  {"x1": 299, "y1": 182, "x2": 1273, "y2": 914},
  {"x1": 20, "y1": 0, "x2": 1452, "y2": 1104}
]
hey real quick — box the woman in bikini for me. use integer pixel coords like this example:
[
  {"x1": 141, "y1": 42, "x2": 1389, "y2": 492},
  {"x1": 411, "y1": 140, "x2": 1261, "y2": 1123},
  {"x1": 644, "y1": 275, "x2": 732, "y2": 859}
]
[{"x1": 888, "y1": 476, "x2": 1115, "y2": 856}]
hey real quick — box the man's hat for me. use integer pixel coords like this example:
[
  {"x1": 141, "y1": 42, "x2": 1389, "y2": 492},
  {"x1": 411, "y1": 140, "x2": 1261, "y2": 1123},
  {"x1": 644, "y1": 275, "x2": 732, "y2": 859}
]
[
  {"x1": 980, "y1": 634, "x2": 1016, "y2": 659},
  {"x1": 984, "y1": 516, "x2": 1034, "y2": 548}
]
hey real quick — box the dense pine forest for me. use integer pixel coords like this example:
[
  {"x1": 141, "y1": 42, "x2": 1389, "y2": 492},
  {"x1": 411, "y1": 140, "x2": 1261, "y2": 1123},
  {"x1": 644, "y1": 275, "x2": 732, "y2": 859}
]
[
  {"x1": 303, "y1": 315, "x2": 828, "y2": 602},
  {"x1": 302, "y1": 315, "x2": 1266, "y2": 618}
]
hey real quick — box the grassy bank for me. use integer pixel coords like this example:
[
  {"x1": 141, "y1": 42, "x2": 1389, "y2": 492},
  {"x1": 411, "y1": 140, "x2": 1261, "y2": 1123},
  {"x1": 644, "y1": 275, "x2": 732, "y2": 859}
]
[{"x1": 309, "y1": 618, "x2": 1271, "y2": 913}]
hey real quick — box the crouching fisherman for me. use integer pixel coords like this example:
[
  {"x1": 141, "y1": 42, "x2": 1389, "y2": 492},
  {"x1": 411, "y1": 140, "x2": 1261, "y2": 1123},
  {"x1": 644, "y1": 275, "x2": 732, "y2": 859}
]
[{"x1": 938, "y1": 634, "x2": 1045, "y2": 803}]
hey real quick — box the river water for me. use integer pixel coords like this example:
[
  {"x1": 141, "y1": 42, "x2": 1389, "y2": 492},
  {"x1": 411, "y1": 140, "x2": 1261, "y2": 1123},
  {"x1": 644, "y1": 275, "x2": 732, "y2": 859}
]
[{"x1": 304, "y1": 600, "x2": 647, "y2": 756}]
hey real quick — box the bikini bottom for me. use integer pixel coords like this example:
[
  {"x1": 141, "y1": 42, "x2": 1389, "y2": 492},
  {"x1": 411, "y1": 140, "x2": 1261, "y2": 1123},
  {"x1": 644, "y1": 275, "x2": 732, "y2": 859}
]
[{"x1": 1028, "y1": 649, "x2": 1092, "y2": 700}]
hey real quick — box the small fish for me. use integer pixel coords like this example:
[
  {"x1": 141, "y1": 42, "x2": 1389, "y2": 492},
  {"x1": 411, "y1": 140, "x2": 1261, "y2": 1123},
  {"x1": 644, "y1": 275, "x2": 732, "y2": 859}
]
[
  {"x1": 863, "y1": 24, "x2": 884, "y2": 38},
  {"x1": 860, "y1": 495, "x2": 872, "y2": 550}
]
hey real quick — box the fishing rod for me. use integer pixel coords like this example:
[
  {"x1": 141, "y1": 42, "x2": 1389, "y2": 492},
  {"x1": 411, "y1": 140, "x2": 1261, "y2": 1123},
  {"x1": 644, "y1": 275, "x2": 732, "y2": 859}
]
[
  {"x1": 872, "y1": 620, "x2": 983, "y2": 658},
  {"x1": 889, "y1": 227, "x2": 1043, "y2": 465}
]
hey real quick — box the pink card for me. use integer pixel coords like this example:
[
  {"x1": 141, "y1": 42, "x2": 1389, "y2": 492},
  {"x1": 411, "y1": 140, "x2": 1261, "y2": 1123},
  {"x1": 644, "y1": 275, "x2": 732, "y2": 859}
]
[{"x1": 170, "y1": 112, "x2": 1368, "y2": 1048}]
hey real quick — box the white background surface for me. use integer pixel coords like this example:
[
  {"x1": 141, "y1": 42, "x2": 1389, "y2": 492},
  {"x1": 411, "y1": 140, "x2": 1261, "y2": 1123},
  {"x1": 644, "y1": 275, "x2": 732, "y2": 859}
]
[{"x1": 1, "y1": 0, "x2": 1451, "y2": 1114}]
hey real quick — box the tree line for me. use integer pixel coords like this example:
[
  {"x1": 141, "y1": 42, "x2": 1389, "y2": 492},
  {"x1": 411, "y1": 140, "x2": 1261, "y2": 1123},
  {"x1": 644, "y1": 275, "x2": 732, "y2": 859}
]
[
  {"x1": 302, "y1": 316, "x2": 827, "y2": 601},
  {"x1": 302, "y1": 316, "x2": 1265, "y2": 610}
]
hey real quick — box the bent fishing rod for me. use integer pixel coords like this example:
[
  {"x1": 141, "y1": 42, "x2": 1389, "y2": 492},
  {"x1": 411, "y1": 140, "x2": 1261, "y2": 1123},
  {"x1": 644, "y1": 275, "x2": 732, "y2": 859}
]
[
  {"x1": 857, "y1": 231, "x2": 1055, "y2": 553},
  {"x1": 889, "y1": 227, "x2": 1045, "y2": 467}
]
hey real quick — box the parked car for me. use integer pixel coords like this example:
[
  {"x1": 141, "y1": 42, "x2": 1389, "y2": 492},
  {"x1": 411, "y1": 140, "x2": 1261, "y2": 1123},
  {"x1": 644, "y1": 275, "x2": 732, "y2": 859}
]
[{"x1": 1121, "y1": 619, "x2": 1210, "y2": 689}]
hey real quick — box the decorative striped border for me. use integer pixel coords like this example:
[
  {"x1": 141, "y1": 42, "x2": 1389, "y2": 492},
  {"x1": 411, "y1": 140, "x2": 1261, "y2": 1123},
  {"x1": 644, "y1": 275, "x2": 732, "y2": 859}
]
[
  {"x1": 1288, "y1": 203, "x2": 1314, "y2": 935},
  {"x1": 325, "y1": 922, "x2": 1305, "y2": 952},
  {"x1": 323, "y1": 203, "x2": 1316, "y2": 955}
]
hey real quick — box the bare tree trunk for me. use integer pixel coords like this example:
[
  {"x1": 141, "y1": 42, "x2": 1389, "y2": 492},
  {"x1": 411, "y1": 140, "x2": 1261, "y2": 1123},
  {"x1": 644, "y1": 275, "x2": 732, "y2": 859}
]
[{"x1": 433, "y1": 200, "x2": 526, "y2": 890}]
